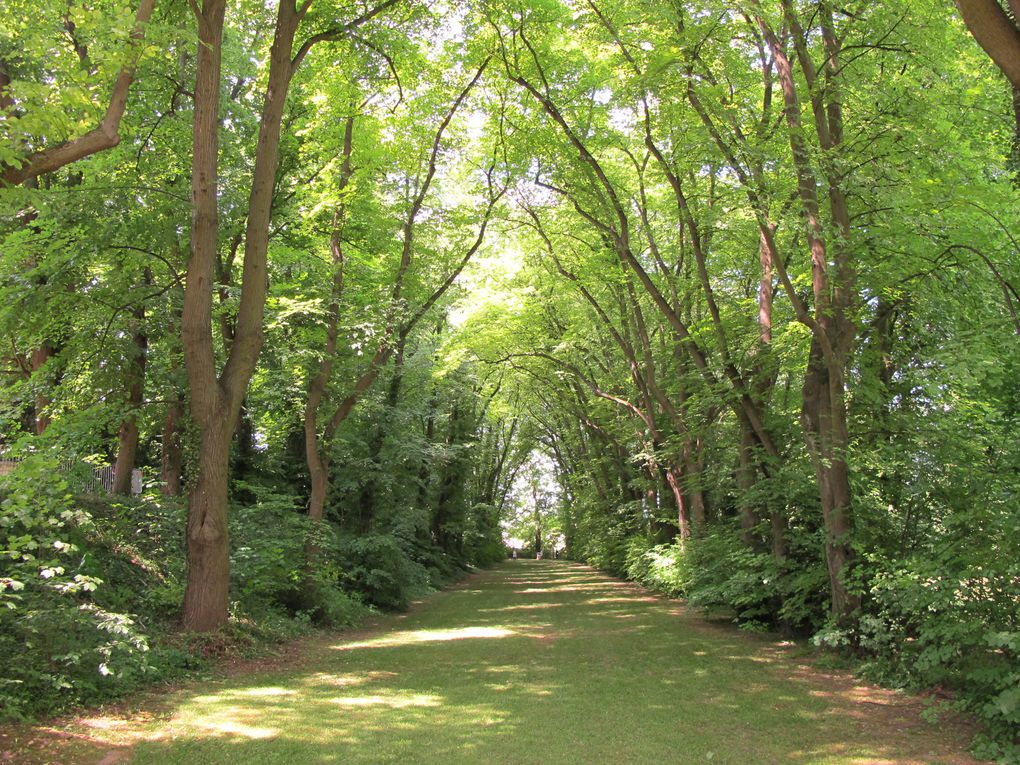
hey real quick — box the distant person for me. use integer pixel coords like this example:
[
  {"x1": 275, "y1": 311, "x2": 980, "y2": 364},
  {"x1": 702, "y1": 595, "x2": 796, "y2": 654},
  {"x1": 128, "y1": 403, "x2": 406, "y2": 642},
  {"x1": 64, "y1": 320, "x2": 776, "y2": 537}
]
[
  {"x1": 512, "y1": 549, "x2": 517, "y2": 559},
  {"x1": 536, "y1": 551, "x2": 542, "y2": 560}
]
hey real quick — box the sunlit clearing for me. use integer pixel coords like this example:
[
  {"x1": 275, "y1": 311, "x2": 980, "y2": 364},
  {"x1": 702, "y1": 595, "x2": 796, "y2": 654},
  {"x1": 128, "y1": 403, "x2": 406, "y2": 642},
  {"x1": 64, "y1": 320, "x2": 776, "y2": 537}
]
[
  {"x1": 306, "y1": 671, "x2": 398, "y2": 687},
  {"x1": 330, "y1": 694, "x2": 442, "y2": 709},
  {"x1": 197, "y1": 720, "x2": 279, "y2": 740},
  {"x1": 336, "y1": 626, "x2": 515, "y2": 650},
  {"x1": 231, "y1": 687, "x2": 297, "y2": 698}
]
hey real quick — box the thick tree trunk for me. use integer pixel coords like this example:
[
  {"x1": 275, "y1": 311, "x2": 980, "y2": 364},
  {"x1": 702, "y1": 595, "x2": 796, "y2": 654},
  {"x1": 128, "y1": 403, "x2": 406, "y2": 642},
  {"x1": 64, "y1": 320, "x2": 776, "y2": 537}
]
[
  {"x1": 112, "y1": 392, "x2": 142, "y2": 494},
  {"x1": 306, "y1": 445, "x2": 329, "y2": 522},
  {"x1": 802, "y1": 337, "x2": 860, "y2": 624},
  {"x1": 181, "y1": 0, "x2": 229, "y2": 632},
  {"x1": 736, "y1": 426, "x2": 759, "y2": 548},
  {"x1": 182, "y1": 419, "x2": 232, "y2": 632},
  {"x1": 180, "y1": 0, "x2": 303, "y2": 631}
]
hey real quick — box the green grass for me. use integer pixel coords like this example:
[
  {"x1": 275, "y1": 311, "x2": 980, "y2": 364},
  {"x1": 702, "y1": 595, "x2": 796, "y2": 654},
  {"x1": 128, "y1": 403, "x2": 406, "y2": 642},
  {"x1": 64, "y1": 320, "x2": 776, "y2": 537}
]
[{"x1": 38, "y1": 561, "x2": 986, "y2": 764}]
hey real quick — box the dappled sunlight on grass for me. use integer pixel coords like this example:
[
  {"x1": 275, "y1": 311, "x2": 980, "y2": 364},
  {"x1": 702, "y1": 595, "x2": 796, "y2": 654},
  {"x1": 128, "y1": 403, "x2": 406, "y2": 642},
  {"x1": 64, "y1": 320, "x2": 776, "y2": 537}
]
[
  {"x1": 333, "y1": 625, "x2": 516, "y2": 650},
  {"x1": 515, "y1": 583, "x2": 621, "y2": 594},
  {"x1": 195, "y1": 719, "x2": 281, "y2": 740},
  {"x1": 305, "y1": 670, "x2": 398, "y2": 687},
  {"x1": 328, "y1": 693, "x2": 442, "y2": 709},
  {"x1": 20, "y1": 560, "x2": 987, "y2": 765},
  {"x1": 479, "y1": 602, "x2": 567, "y2": 612},
  {"x1": 230, "y1": 687, "x2": 299, "y2": 698},
  {"x1": 586, "y1": 595, "x2": 659, "y2": 604}
]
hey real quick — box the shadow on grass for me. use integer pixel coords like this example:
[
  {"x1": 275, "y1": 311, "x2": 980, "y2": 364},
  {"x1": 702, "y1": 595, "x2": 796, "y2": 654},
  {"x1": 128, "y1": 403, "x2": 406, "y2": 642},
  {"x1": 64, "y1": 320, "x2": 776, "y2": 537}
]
[{"x1": 65, "y1": 561, "x2": 984, "y2": 765}]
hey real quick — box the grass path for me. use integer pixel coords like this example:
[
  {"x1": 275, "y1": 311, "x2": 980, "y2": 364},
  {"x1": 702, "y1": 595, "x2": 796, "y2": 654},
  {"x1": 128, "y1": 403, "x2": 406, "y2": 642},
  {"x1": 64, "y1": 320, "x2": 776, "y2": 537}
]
[{"x1": 6, "y1": 561, "x2": 987, "y2": 764}]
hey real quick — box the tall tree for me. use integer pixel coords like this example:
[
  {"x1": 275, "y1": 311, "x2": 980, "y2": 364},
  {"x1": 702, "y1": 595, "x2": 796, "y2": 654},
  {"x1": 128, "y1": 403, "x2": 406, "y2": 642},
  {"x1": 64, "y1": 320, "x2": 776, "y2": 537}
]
[{"x1": 180, "y1": 0, "x2": 398, "y2": 631}]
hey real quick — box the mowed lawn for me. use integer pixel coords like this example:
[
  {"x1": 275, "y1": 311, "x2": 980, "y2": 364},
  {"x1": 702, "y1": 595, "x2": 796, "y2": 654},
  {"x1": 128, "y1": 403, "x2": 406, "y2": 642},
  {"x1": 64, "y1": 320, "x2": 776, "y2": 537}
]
[{"x1": 14, "y1": 561, "x2": 986, "y2": 764}]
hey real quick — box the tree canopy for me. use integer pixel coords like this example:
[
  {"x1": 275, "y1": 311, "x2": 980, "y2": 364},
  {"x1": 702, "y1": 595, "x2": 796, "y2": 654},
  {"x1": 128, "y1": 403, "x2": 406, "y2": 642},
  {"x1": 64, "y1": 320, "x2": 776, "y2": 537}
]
[{"x1": 1, "y1": 0, "x2": 1018, "y2": 759}]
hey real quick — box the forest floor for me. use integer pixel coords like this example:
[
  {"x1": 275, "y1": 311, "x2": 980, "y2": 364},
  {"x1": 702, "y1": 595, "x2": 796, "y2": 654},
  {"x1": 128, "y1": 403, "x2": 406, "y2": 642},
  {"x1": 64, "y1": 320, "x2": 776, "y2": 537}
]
[{"x1": 1, "y1": 560, "x2": 989, "y2": 765}]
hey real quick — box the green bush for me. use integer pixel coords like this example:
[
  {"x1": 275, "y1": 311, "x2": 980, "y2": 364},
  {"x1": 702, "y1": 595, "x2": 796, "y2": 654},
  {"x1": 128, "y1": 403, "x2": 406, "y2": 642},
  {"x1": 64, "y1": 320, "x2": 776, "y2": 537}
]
[
  {"x1": 334, "y1": 532, "x2": 432, "y2": 610},
  {"x1": 624, "y1": 537, "x2": 690, "y2": 598},
  {"x1": 464, "y1": 503, "x2": 506, "y2": 567},
  {"x1": 229, "y1": 482, "x2": 308, "y2": 610},
  {"x1": 0, "y1": 457, "x2": 158, "y2": 719},
  {"x1": 817, "y1": 557, "x2": 1020, "y2": 763}
]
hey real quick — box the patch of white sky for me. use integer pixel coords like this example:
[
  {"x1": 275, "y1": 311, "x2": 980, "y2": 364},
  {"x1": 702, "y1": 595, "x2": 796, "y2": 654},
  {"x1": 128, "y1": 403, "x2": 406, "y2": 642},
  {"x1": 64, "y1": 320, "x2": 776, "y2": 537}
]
[
  {"x1": 447, "y1": 240, "x2": 528, "y2": 329},
  {"x1": 415, "y1": 0, "x2": 469, "y2": 67},
  {"x1": 502, "y1": 450, "x2": 563, "y2": 551}
]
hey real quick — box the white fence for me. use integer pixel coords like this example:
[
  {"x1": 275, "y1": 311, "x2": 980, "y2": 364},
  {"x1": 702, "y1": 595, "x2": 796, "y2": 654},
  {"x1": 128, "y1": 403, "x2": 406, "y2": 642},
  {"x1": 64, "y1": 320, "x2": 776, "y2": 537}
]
[{"x1": 0, "y1": 459, "x2": 142, "y2": 496}]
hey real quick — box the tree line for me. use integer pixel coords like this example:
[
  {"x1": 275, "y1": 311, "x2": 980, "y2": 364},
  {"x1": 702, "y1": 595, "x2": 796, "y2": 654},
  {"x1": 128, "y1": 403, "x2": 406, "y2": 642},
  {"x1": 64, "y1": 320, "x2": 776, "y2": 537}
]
[{"x1": 1, "y1": 0, "x2": 1018, "y2": 758}]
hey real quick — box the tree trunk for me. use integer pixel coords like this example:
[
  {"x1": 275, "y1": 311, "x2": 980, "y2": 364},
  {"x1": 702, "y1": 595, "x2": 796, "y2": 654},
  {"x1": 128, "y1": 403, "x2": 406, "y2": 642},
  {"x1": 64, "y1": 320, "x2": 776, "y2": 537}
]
[
  {"x1": 113, "y1": 283, "x2": 149, "y2": 495},
  {"x1": 303, "y1": 123, "x2": 354, "y2": 525},
  {"x1": 180, "y1": 0, "x2": 303, "y2": 631},
  {"x1": 181, "y1": 0, "x2": 229, "y2": 632},
  {"x1": 532, "y1": 483, "x2": 543, "y2": 556},
  {"x1": 161, "y1": 394, "x2": 184, "y2": 496},
  {"x1": 306, "y1": 446, "x2": 330, "y2": 522},
  {"x1": 756, "y1": 5, "x2": 859, "y2": 626},
  {"x1": 665, "y1": 465, "x2": 690, "y2": 542},
  {"x1": 736, "y1": 426, "x2": 759, "y2": 548},
  {"x1": 802, "y1": 337, "x2": 859, "y2": 624},
  {"x1": 182, "y1": 418, "x2": 232, "y2": 632},
  {"x1": 683, "y1": 438, "x2": 707, "y2": 530},
  {"x1": 30, "y1": 343, "x2": 54, "y2": 434}
]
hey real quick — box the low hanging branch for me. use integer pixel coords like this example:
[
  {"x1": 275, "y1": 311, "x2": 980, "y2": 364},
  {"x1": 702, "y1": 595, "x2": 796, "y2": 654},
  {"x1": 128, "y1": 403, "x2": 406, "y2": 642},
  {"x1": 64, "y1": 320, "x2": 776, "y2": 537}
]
[{"x1": 1, "y1": 0, "x2": 157, "y2": 187}]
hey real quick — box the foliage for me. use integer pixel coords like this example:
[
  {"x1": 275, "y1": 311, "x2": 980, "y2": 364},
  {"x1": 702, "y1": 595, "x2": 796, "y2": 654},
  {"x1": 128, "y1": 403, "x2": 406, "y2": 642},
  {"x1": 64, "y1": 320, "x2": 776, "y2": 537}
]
[
  {"x1": 0, "y1": 458, "x2": 163, "y2": 718},
  {"x1": 832, "y1": 556, "x2": 1020, "y2": 762},
  {"x1": 2, "y1": 0, "x2": 1018, "y2": 758},
  {"x1": 333, "y1": 533, "x2": 432, "y2": 611},
  {"x1": 623, "y1": 537, "x2": 689, "y2": 598}
]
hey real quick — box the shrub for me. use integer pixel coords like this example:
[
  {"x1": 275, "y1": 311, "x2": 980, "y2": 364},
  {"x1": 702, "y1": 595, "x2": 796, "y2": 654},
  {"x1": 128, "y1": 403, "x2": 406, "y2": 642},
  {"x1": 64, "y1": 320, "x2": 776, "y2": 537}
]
[
  {"x1": 0, "y1": 457, "x2": 157, "y2": 719},
  {"x1": 624, "y1": 537, "x2": 690, "y2": 598},
  {"x1": 333, "y1": 532, "x2": 431, "y2": 610},
  {"x1": 229, "y1": 482, "x2": 308, "y2": 610},
  {"x1": 823, "y1": 557, "x2": 1020, "y2": 763}
]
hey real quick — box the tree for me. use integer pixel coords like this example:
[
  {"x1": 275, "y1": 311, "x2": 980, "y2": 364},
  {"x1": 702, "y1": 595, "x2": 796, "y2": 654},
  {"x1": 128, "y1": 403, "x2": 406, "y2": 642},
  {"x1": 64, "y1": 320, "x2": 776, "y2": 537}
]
[{"x1": 180, "y1": 0, "x2": 398, "y2": 631}]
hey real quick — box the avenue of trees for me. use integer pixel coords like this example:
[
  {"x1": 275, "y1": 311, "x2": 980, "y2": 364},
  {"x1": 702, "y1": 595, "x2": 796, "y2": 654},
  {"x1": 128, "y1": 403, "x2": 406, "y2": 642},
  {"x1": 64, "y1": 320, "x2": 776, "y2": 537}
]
[{"x1": 1, "y1": 0, "x2": 1018, "y2": 759}]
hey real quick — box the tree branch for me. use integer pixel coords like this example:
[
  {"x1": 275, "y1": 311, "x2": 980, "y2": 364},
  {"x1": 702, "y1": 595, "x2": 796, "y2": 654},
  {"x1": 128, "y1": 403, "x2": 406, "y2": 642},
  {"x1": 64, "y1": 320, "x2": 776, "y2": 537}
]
[{"x1": 1, "y1": 0, "x2": 157, "y2": 186}]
